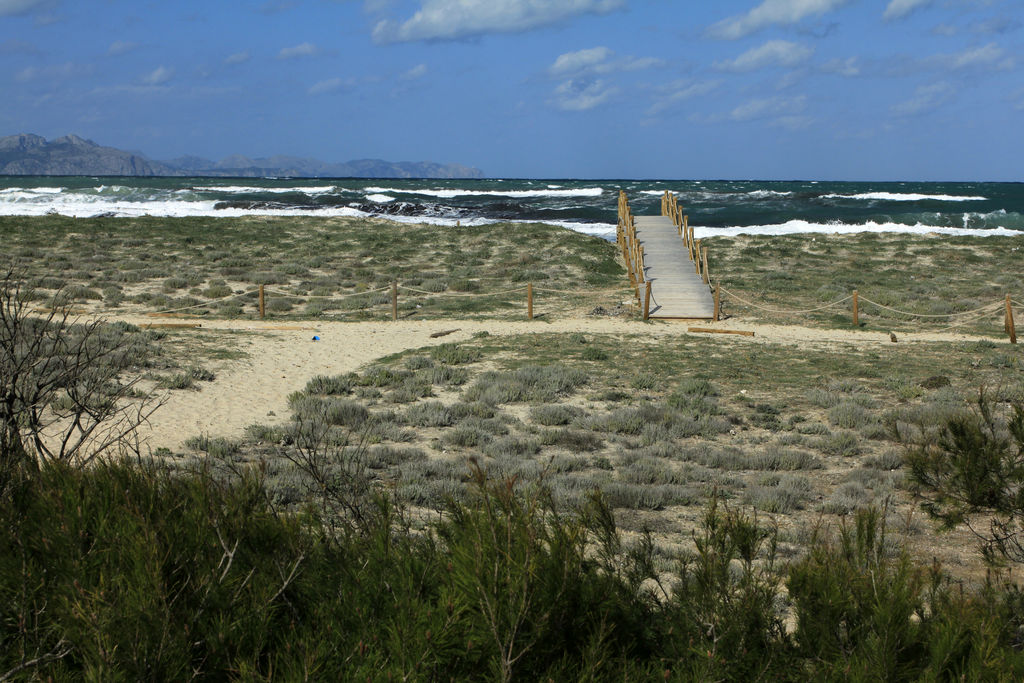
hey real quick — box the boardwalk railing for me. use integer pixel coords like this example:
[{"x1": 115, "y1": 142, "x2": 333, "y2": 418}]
[{"x1": 617, "y1": 190, "x2": 646, "y2": 309}]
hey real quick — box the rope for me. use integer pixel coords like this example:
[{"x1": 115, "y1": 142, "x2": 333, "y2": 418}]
[
  {"x1": 398, "y1": 284, "x2": 527, "y2": 297},
  {"x1": 931, "y1": 304, "x2": 1007, "y2": 334},
  {"x1": 857, "y1": 296, "x2": 1004, "y2": 319},
  {"x1": 720, "y1": 287, "x2": 852, "y2": 315},
  {"x1": 263, "y1": 285, "x2": 390, "y2": 300},
  {"x1": 147, "y1": 290, "x2": 251, "y2": 316},
  {"x1": 531, "y1": 286, "x2": 625, "y2": 296}
]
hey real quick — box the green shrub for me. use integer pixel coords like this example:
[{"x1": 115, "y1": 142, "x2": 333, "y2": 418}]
[{"x1": 529, "y1": 403, "x2": 584, "y2": 426}]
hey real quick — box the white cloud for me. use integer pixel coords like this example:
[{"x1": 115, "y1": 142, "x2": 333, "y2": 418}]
[
  {"x1": 550, "y1": 47, "x2": 613, "y2": 76},
  {"x1": 730, "y1": 94, "x2": 807, "y2": 121},
  {"x1": 891, "y1": 81, "x2": 954, "y2": 116},
  {"x1": 883, "y1": 0, "x2": 932, "y2": 21},
  {"x1": 308, "y1": 77, "x2": 349, "y2": 95},
  {"x1": 714, "y1": 40, "x2": 813, "y2": 71},
  {"x1": 141, "y1": 66, "x2": 174, "y2": 86},
  {"x1": 278, "y1": 42, "x2": 318, "y2": 59},
  {"x1": 107, "y1": 41, "x2": 139, "y2": 56},
  {"x1": 373, "y1": 0, "x2": 624, "y2": 43},
  {"x1": 225, "y1": 51, "x2": 251, "y2": 65},
  {"x1": 949, "y1": 42, "x2": 1011, "y2": 69},
  {"x1": 548, "y1": 46, "x2": 661, "y2": 77},
  {"x1": 552, "y1": 78, "x2": 617, "y2": 111},
  {"x1": 647, "y1": 79, "x2": 720, "y2": 116},
  {"x1": 0, "y1": 0, "x2": 50, "y2": 16},
  {"x1": 402, "y1": 63, "x2": 428, "y2": 79},
  {"x1": 707, "y1": 0, "x2": 850, "y2": 40}
]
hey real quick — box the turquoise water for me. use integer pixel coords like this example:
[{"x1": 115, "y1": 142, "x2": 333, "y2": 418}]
[{"x1": 1, "y1": 176, "x2": 1022, "y2": 241}]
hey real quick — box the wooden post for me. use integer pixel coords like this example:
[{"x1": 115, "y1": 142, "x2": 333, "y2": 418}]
[
  {"x1": 694, "y1": 240, "x2": 702, "y2": 274},
  {"x1": 852, "y1": 290, "x2": 859, "y2": 327},
  {"x1": 391, "y1": 281, "x2": 398, "y2": 321},
  {"x1": 258, "y1": 284, "x2": 265, "y2": 319},
  {"x1": 714, "y1": 282, "x2": 721, "y2": 321},
  {"x1": 527, "y1": 282, "x2": 534, "y2": 320},
  {"x1": 683, "y1": 215, "x2": 689, "y2": 247},
  {"x1": 1007, "y1": 294, "x2": 1017, "y2": 344},
  {"x1": 643, "y1": 280, "x2": 652, "y2": 320},
  {"x1": 702, "y1": 247, "x2": 710, "y2": 285}
]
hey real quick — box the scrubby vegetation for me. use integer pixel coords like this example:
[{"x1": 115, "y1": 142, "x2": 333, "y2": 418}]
[
  {"x1": 4, "y1": 254, "x2": 1024, "y2": 678},
  {"x1": 0, "y1": 215, "x2": 626, "y2": 320},
  {"x1": 706, "y1": 232, "x2": 1024, "y2": 333},
  {"x1": 4, "y1": 458, "x2": 1024, "y2": 680}
]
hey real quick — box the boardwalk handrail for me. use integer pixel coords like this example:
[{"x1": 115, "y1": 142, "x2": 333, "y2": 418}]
[{"x1": 617, "y1": 190, "x2": 644, "y2": 306}]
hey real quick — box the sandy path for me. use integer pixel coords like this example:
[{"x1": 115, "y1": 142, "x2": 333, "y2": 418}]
[{"x1": 118, "y1": 315, "x2": 1005, "y2": 452}]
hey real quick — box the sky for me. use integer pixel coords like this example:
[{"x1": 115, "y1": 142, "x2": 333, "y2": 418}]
[{"x1": 2, "y1": 0, "x2": 1022, "y2": 180}]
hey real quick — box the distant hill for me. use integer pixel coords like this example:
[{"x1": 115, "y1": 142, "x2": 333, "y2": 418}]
[{"x1": 0, "y1": 134, "x2": 485, "y2": 179}]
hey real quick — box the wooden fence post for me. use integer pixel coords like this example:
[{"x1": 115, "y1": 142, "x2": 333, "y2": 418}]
[
  {"x1": 714, "y1": 282, "x2": 721, "y2": 322},
  {"x1": 258, "y1": 284, "x2": 265, "y2": 319},
  {"x1": 1007, "y1": 294, "x2": 1017, "y2": 344},
  {"x1": 391, "y1": 281, "x2": 398, "y2": 321},
  {"x1": 852, "y1": 290, "x2": 859, "y2": 327},
  {"x1": 643, "y1": 280, "x2": 652, "y2": 320},
  {"x1": 527, "y1": 282, "x2": 534, "y2": 320},
  {"x1": 702, "y1": 247, "x2": 710, "y2": 285},
  {"x1": 683, "y1": 215, "x2": 689, "y2": 248}
]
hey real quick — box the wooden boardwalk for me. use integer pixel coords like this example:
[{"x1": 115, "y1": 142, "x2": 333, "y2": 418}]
[
  {"x1": 633, "y1": 215, "x2": 714, "y2": 319},
  {"x1": 617, "y1": 190, "x2": 716, "y2": 320}
]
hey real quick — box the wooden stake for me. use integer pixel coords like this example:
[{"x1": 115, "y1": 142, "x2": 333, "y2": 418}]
[
  {"x1": 258, "y1": 284, "x2": 265, "y2": 319},
  {"x1": 683, "y1": 215, "x2": 689, "y2": 247},
  {"x1": 643, "y1": 280, "x2": 652, "y2": 320},
  {"x1": 702, "y1": 247, "x2": 710, "y2": 285},
  {"x1": 1007, "y1": 293, "x2": 1017, "y2": 344},
  {"x1": 714, "y1": 282, "x2": 721, "y2": 322},
  {"x1": 527, "y1": 282, "x2": 534, "y2": 320},
  {"x1": 852, "y1": 289, "x2": 859, "y2": 327},
  {"x1": 391, "y1": 281, "x2": 398, "y2": 321}
]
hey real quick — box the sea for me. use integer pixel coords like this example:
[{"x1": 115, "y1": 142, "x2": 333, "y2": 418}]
[{"x1": 1, "y1": 176, "x2": 1022, "y2": 242}]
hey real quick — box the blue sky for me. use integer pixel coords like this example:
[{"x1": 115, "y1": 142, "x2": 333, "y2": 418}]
[{"x1": 2, "y1": 0, "x2": 1022, "y2": 180}]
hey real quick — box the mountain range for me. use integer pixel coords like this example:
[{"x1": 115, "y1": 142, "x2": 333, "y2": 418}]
[{"x1": 0, "y1": 134, "x2": 484, "y2": 179}]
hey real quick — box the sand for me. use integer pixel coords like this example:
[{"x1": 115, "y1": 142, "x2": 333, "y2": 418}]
[{"x1": 113, "y1": 314, "x2": 1001, "y2": 452}]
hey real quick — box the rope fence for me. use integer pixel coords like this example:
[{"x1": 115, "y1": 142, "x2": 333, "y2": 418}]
[
  {"x1": 717, "y1": 285, "x2": 1017, "y2": 343},
  {"x1": 138, "y1": 278, "x2": 630, "y2": 323}
]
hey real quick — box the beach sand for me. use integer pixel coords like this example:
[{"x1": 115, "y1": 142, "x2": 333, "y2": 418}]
[{"x1": 117, "y1": 315, "x2": 996, "y2": 452}]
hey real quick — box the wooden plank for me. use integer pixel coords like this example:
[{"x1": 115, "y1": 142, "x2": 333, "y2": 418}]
[{"x1": 633, "y1": 215, "x2": 714, "y2": 319}]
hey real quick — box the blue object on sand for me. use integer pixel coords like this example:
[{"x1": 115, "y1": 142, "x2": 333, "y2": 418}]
[{"x1": 312, "y1": 335, "x2": 320, "y2": 341}]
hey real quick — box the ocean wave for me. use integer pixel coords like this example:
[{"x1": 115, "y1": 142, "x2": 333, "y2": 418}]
[
  {"x1": 746, "y1": 190, "x2": 794, "y2": 198},
  {"x1": 199, "y1": 185, "x2": 336, "y2": 194},
  {"x1": 363, "y1": 186, "x2": 604, "y2": 199},
  {"x1": 0, "y1": 186, "x2": 65, "y2": 194},
  {"x1": 693, "y1": 220, "x2": 1024, "y2": 238},
  {"x1": 822, "y1": 192, "x2": 987, "y2": 202},
  {"x1": 365, "y1": 194, "x2": 395, "y2": 203}
]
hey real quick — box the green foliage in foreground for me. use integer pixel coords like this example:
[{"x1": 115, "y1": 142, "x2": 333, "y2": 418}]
[{"x1": 3, "y1": 460, "x2": 1024, "y2": 681}]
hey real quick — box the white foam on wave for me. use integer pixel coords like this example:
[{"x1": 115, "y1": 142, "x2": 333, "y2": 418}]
[
  {"x1": 199, "y1": 185, "x2": 336, "y2": 194},
  {"x1": 0, "y1": 186, "x2": 65, "y2": 194},
  {"x1": 693, "y1": 220, "x2": 1024, "y2": 239},
  {"x1": 365, "y1": 194, "x2": 395, "y2": 203},
  {"x1": 824, "y1": 192, "x2": 986, "y2": 202},
  {"x1": 746, "y1": 190, "x2": 793, "y2": 198},
  {"x1": 363, "y1": 186, "x2": 603, "y2": 199}
]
